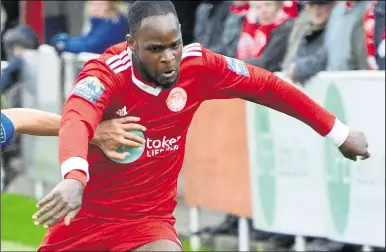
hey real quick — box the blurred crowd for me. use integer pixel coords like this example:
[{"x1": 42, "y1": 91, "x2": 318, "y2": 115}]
[
  {"x1": 1, "y1": 0, "x2": 384, "y2": 94},
  {"x1": 195, "y1": 0, "x2": 385, "y2": 82},
  {"x1": 0, "y1": 1, "x2": 385, "y2": 251}
]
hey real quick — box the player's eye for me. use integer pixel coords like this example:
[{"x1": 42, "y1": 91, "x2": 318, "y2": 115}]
[
  {"x1": 171, "y1": 41, "x2": 181, "y2": 49},
  {"x1": 148, "y1": 46, "x2": 162, "y2": 53}
]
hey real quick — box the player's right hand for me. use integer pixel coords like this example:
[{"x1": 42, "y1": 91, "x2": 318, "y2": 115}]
[
  {"x1": 32, "y1": 179, "x2": 84, "y2": 228},
  {"x1": 92, "y1": 116, "x2": 147, "y2": 160},
  {"x1": 339, "y1": 130, "x2": 370, "y2": 161}
]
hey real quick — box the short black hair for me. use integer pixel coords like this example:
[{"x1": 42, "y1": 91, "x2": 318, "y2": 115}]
[{"x1": 128, "y1": 1, "x2": 178, "y2": 35}]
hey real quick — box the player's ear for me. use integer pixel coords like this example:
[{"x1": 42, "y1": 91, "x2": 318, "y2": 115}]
[{"x1": 126, "y1": 34, "x2": 136, "y2": 51}]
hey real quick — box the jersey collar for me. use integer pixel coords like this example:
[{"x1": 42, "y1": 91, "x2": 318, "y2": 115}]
[{"x1": 128, "y1": 47, "x2": 162, "y2": 96}]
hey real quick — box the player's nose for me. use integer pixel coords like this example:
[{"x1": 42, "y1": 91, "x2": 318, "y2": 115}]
[{"x1": 160, "y1": 49, "x2": 175, "y2": 63}]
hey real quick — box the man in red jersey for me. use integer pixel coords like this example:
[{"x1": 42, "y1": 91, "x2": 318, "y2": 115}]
[{"x1": 33, "y1": 1, "x2": 370, "y2": 251}]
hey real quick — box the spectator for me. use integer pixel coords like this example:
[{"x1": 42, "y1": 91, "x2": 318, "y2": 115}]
[
  {"x1": 286, "y1": 1, "x2": 370, "y2": 83},
  {"x1": 281, "y1": 6, "x2": 312, "y2": 72},
  {"x1": 1, "y1": 24, "x2": 40, "y2": 93},
  {"x1": 218, "y1": 1, "x2": 249, "y2": 57},
  {"x1": 193, "y1": 1, "x2": 231, "y2": 53},
  {"x1": 374, "y1": 0, "x2": 385, "y2": 70},
  {"x1": 323, "y1": 0, "x2": 370, "y2": 71},
  {"x1": 284, "y1": 1, "x2": 335, "y2": 84},
  {"x1": 51, "y1": 1, "x2": 129, "y2": 54},
  {"x1": 238, "y1": 1, "x2": 294, "y2": 72}
]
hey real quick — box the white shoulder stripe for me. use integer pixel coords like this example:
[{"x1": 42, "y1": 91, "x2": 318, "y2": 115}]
[
  {"x1": 182, "y1": 51, "x2": 202, "y2": 60},
  {"x1": 106, "y1": 50, "x2": 128, "y2": 65},
  {"x1": 183, "y1": 43, "x2": 201, "y2": 50},
  {"x1": 113, "y1": 61, "x2": 132, "y2": 73},
  {"x1": 182, "y1": 43, "x2": 202, "y2": 60},
  {"x1": 106, "y1": 49, "x2": 132, "y2": 73},
  {"x1": 106, "y1": 55, "x2": 118, "y2": 65},
  {"x1": 183, "y1": 46, "x2": 202, "y2": 54},
  {"x1": 109, "y1": 54, "x2": 130, "y2": 70}
]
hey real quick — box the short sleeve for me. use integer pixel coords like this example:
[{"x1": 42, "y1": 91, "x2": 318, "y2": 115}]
[{"x1": 1, "y1": 112, "x2": 15, "y2": 148}]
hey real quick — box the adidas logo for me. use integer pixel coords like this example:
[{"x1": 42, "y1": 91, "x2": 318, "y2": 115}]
[{"x1": 116, "y1": 106, "x2": 128, "y2": 117}]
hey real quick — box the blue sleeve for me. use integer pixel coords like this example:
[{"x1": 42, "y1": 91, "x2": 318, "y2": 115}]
[
  {"x1": 63, "y1": 22, "x2": 116, "y2": 54},
  {"x1": 1, "y1": 112, "x2": 15, "y2": 148},
  {"x1": 64, "y1": 17, "x2": 128, "y2": 54}
]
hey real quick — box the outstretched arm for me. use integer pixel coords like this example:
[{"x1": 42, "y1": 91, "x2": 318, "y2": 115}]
[
  {"x1": 203, "y1": 50, "x2": 340, "y2": 140},
  {"x1": 2, "y1": 108, "x2": 60, "y2": 136},
  {"x1": 203, "y1": 48, "x2": 369, "y2": 160}
]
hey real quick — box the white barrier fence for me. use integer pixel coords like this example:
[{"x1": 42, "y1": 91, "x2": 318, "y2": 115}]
[
  {"x1": 4, "y1": 46, "x2": 384, "y2": 250},
  {"x1": 247, "y1": 71, "x2": 385, "y2": 249}
]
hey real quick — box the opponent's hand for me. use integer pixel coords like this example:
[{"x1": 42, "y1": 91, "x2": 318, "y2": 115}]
[
  {"x1": 91, "y1": 116, "x2": 146, "y2": 161},
  {"x1": 32, "y1": 179, "x2": 84, "y2": 228},
  {"x1": 339, "y1": 130, "x2": 370, "y2": 161}
]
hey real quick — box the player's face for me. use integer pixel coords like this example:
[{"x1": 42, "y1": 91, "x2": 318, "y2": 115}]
[{"x1": 128, "y1": 13, "x2": 183, "y2": 89}]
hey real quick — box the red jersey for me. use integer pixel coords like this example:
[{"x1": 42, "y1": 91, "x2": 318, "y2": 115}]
[
  {"x1": 59, "y1": 42, "x2": 340, "y2": 222},
  {"x1": 282, "y1": 1, "x2": 298, "y2": 18}
]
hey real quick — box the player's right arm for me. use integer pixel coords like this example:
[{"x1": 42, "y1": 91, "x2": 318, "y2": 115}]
[
  {"x1": 59, "y1": 60, "x2": 118, "y2": 186},
  {"x1": 32, "y1": 60, "x2": 119, "y2": 229}
]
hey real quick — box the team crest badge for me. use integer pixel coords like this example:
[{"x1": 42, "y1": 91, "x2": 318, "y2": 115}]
[{"x1": 166, "y1": 87, "x2": 187, "y2": 112}]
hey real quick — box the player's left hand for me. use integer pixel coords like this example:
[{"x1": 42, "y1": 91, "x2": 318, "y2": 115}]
[
  {"x1": 338, "y1": 130, "x2": 370, "y2": 161},
  {"x1": 91, "y1": 116, "x2": 146, "y2": 160},
  {"x1": 32, "y1": 179, "x2": 84, "y2": 228}
]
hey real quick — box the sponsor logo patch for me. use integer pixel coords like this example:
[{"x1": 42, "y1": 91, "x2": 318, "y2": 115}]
[{"x1": 72, "y1": 77, "x2": 105, "y2": 103}]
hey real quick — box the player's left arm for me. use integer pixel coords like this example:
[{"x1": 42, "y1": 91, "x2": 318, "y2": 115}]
[{"x1": 202, "y1": 48, "x2": 370, "y2": 160}]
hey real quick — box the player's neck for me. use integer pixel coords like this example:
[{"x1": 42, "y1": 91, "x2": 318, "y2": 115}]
[{"x1": 131, "y1": 55, "x2": 156, "y2": 86}]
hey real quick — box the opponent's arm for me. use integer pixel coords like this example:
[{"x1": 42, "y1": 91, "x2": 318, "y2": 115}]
[
  {"x1": 2, "y1": 108, "x2": 60, "y2": 136},
  {"x1": 1, "y1": 108, "x2": 145, "y2": 159},
  {"x1": 202, "y1": 48, "x2": 369, "y2": 160}
]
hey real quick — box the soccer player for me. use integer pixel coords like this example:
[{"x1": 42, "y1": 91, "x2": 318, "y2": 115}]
[
  {"x1": 1, "y1": 108, "x2": 146, "y2": 159},
  {"x1": 34, "y1": 1, "x2": 370, "y2": 251}
]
